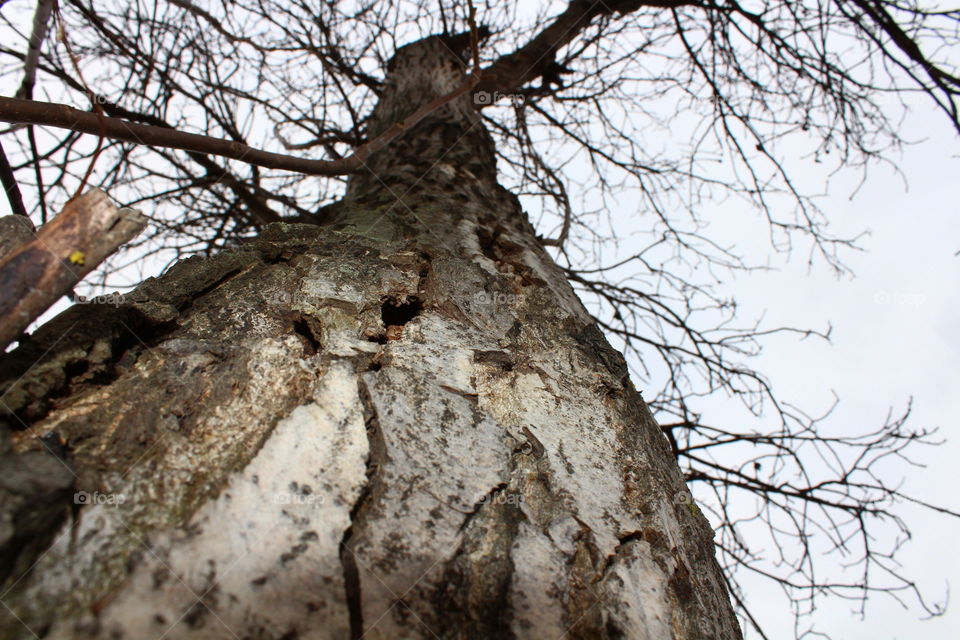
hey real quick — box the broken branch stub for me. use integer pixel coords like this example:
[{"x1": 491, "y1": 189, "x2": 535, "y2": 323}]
[{"x1": 0, "y1": 188, "x2": 146, "y2": 350}]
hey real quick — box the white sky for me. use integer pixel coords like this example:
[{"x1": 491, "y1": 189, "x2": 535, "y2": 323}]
[
  {"x1": 2, "y1": 1, "x2": 957, "y2": 638},
  {"x1": 671, "y1": 102, "x2": 960, "y2": 638}
]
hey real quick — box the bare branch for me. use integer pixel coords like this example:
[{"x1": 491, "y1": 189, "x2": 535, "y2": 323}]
[
  {"x1": 0, "y1": 140, "x2": 27, "y2": 218},
  {"x1": 14, "y1": 0, "x2": 55, "y2": 99},
  {"x1": 0, "y1": 97, "x2": 359, "y2": 176}
]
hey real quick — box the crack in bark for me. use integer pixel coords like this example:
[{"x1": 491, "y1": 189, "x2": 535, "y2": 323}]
[
  {"x1": 339, "y1": 370, "x2": 389, "y2": 640},
  {"x1": 433, "y1": 476, "x2": 522, "y2": 639},
  {"x1": 457, "y1": 482, "x2": 509, "y2": 532},
  {"x1": 339, "y1": 498, "x2": 367, "y2": 640},
  {"x1": 428, "y1": 424, "x2": 541, "y2": 635},
  {"x1": 596, "y1": 530, "x2": 648, "y2": 584},
  {"x1": 178, "y1": 264, "x2": 250, "y2": 309}
]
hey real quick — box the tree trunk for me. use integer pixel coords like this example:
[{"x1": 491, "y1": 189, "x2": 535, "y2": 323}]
[{"x1": 0, "y1": 36, "x2": 742, "y2": 640}]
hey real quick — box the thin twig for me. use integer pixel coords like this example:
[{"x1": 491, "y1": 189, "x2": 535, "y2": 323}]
[
  {"x1": 55, "y1": 9, "x2": 106, "y2": 198},
  {"x1": 467, "y1": 0, "x2": 481, "y2": 75},
  {"x1": 0, "y1": 139, "x2": 28, "y2": 217}
]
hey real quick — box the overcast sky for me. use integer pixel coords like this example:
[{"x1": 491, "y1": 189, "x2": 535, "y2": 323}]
[
  {"x1": 3, "y1": 2, "x2": 957, "y2": 638},
  {"x1": 663, "y1": 101, "x2": 960, "y2": 638}
]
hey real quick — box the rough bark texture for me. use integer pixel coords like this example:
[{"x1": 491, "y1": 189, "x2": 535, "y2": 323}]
[{"x1": 0, "y1": 36, "x2": 742, "y2": 639}]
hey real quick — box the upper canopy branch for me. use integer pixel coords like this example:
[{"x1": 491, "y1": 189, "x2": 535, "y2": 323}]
[
  {"x1": 473, "y1": 0, "x2": 700, "y2": 99},
  {"x1": 0, "y1": 0, "x2": 693, "y2": 178}
]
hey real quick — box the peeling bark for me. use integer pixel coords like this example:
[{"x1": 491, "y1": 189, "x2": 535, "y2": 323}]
[{"x1": 0, "y1": 35, "x2": 741, "y2": 640}]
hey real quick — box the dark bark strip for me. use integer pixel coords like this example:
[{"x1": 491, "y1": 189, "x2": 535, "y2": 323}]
[{"x1": 340, "y1": 373, "x2": 389, "y2": 640}]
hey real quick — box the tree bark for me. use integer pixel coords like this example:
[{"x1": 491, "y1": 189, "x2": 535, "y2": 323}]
[{"x1": 0, "y1": 35, "x2": 741, "y2": 640}]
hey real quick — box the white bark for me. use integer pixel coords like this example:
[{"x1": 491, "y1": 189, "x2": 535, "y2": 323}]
[{"x1": 0, "y1": 35, "x2": 741, "y2": 640}]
